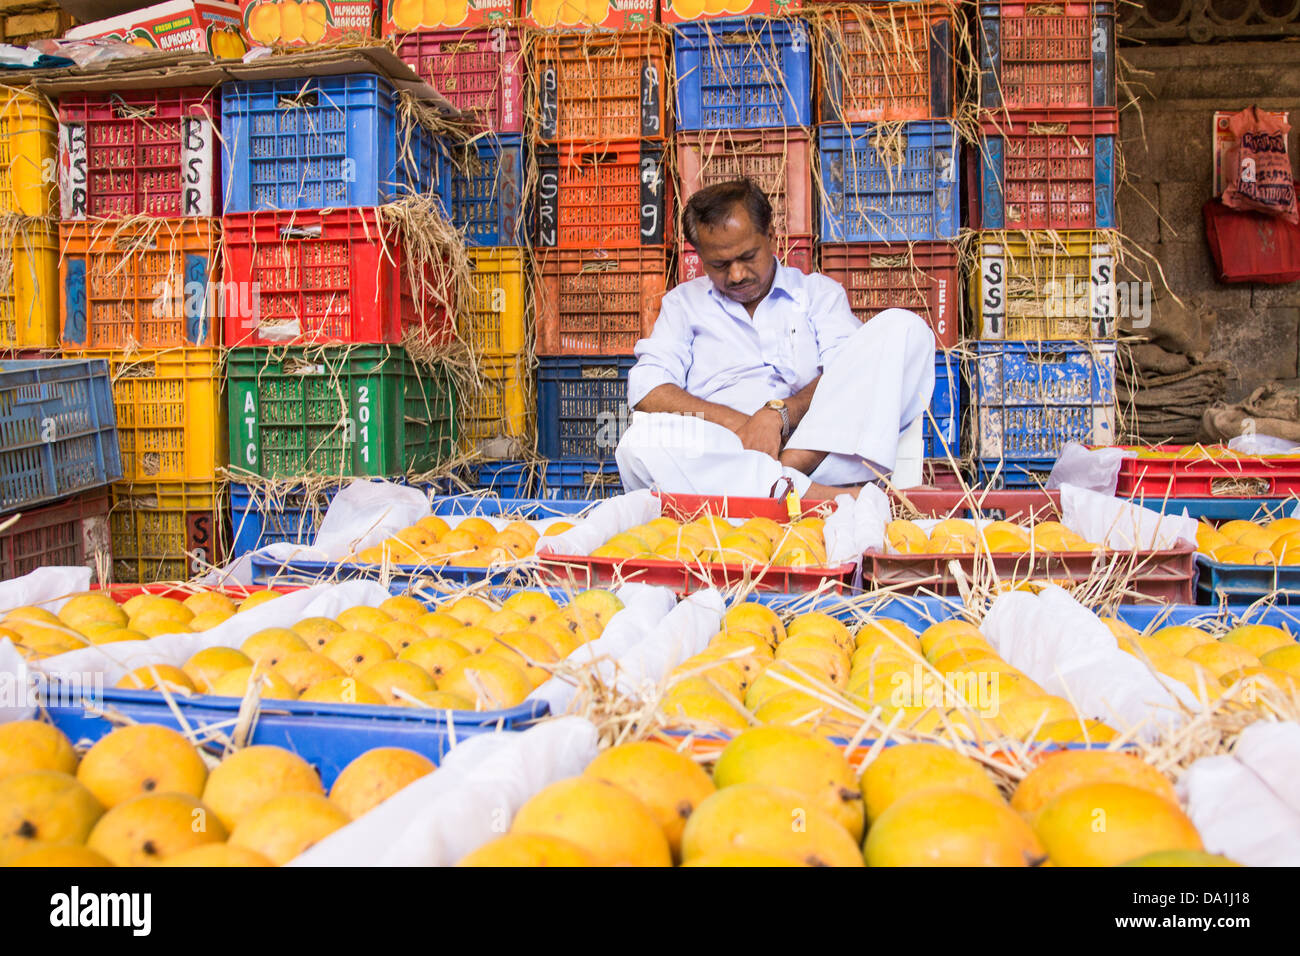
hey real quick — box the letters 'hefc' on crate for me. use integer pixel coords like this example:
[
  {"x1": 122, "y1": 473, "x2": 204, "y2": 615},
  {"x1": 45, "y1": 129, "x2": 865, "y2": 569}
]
[
  {"x1": 533, "y1": 31, "x2": 669, "y2": 143},
  {"x1": 675, "y1": 126, "x2": 813, "y2": 237},
  {"x1": 110, "y1": 480, "x2": 227, "y2": 584},
  {"x1": 674, "y1": 16, "x2": 812, "y2": 131},
  {"x1": 973, "y1": 339, "x2": 1116, "y2": 461},
  {"x1": 221, "y1": 207, "x2": 454, "y2": 347},
  {"x1": 226, "y1": 345, "x2": 456, "y2": 479},
  {"x1": 535, "y1": 140, "x2": 671, "y2": 249},
  {"x1": 817, "y1": 120, "x2": 960, "y2": 242},
  {"x1": 60, "y1": 219, "x2": 220, "y2": 350},
  {"x1": 536, "y1": 247, "x2": 666, "y2": 355},
  {"x1": 975, "y1": 229, "x2": 1116, "y2": 340},
  {"x1": 59, "y1": 88, "x2": 219, "y2": 220},
  {"x1": 977, "y1": 108, "x2": 1117, "y2": 230},
  {"x1": 396, "y1": 26, "x2": 525, "y2": 134},
  {"x1": 818, "y1": 241, "x2": 959, "y2": 348},
  {"x1": 817, "y1": 2, "x2": 956, "y2": 124},
  {"x1": 977, "y1": 0, "x2": 1116, "y2": 112}
]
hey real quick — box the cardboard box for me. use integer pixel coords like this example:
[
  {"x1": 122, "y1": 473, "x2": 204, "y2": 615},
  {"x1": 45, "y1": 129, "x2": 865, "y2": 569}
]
[
  {"x1": 382, "y1": 0, "x2": 516, "y2": 34},
  {"x1": 241, "y1": 0, "x2": 375, "y2": 44},
  {"x1": 659, "y1": 0, "x2": 796, "y2": 25},
  {"x1": 523, "y1": 0, "x2": 655, "y2": 30},
  {"x1": 66, "y1": 0, "x2": 250, "y2": 58}
]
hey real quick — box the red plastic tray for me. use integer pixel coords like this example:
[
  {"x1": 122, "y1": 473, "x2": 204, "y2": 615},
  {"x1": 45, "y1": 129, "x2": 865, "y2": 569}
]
[
  {"x1": 1112, "y1": 445, "x2": 1300, "y2": 499},
  {"x1": 892, "y1": 488, "x2": 1061, "y2": 522},
  {"x1": 536, "y1": 492, "x2": 858, "y2": 594},
  {"x1": 819, "y1": 241, "x2": 960, "y2": 348}
]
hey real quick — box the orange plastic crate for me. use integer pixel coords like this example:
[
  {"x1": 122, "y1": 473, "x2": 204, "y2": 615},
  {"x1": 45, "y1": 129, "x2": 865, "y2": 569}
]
[
  {"x1": 59, "y1": 219, "x2": 220, "y2": 350},
  {"x1": 536, "y1": 140, "x2": 671, "y2": 249},
  {"x1": 675, "y1": 127, "x2": 813, "y2": 236},
  {"x1": 532, "y1": 31, "x2": 669, "y2": 143},
  {"x1": 536, "y1": 248, "x2": 667, "y2": 355}
]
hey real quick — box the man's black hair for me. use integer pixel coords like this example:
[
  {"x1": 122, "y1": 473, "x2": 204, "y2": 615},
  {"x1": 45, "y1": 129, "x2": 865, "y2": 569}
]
[{"x1": 682, "y1": 178, "x2": 774, "y2": 247}]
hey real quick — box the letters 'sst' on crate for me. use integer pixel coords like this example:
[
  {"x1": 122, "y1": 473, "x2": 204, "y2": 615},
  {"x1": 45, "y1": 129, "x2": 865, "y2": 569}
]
[
  {"x1": 532, "y1": 31, "x2": 669, "y2": 143},
  {"x1": 675, "y1": 127, "x2": 813, "y2": 236},
  {"x1": 0, "y1": 359, "x2": 122, "y2": 516},
  {"x1": 0, "y1": 219, "x2": 58, "y2": 349},
  {"x1": 674, "y1": 16, "x2": 813, "y2": 131},
  {"x1": 459, "y1": 354, "x2": 534, "y2": 458},
  {"x1": 0, "y1": 487, "x2": 110, "y2": 581},
  {"x1": 0, "y1": 87, "x2": 57, "y2": 217},
  {"x1": 73, "y1": 348, "x2": 225, "y2": 484},
  {"x1": 975, "y1": 229, "x2": 1117, "y2": 340},
  {"x1": 110, "y1": 480, "x2": 226, "y2": 584},
  {"x1": 973, "y1": 340, "x2": 1117, "y2": 461},
  {"x1": 818, "y1": 241, "x2": 960, "y2": 348},
  {"x1": 58, "y1": 88, "x2": 219, "y2": 220},
  {"x1": 59, "y1": 219, "x2": 220, "y2": 350},
  {"x1": 679, "y1": 234, "x2": 812, "y2": 284},
  {"x1": 220, "y1": 73, "x2": 441, "y2": 213},
  {"x1": 444, "y1": 132, "x2": 526, "y2": 246},
  {"x1": 817, "y1": 120, "x2": 960, "y2": 242},
  {"x1": 396, "y1": 26, "x2": 526, "y2": 134},
  {"x1": 221, "y1": 207, "x2": 454, "y2": 348},
  {"x1": 463, "y1": 247, "x2": 528, "y2": 357},
  {"x1": 535, "y1": 140, "x2": 671, "y2": 249},
  {"x1": 537, "y1": 356, "x2": 635, "y2": 460},
  {"x1": 536, "y1": 248, "x2": 667, "y2": 355},
  {"x1": 978, "y1": 0, "x2": 1116, "y2": 112},
  {"x1": 816, "y1": 2, "x2": 956, "y2": 124},
  {"x1": 977, "y1": 109, "x2": 1117, "y2": 231},
  {"x1": 226, "y1": 345, "x2": 457, "y2": 480}
]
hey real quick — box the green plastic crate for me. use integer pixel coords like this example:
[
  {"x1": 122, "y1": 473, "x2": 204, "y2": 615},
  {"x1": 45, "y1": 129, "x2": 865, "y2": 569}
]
[{"x1": 226, "y1": 346, "x2": 456, "y2": 479}]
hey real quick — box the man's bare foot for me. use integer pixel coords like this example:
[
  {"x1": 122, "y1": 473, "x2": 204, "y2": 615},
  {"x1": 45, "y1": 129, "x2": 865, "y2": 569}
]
[
  {"x1": 801, "y1": 481, "x2": 863, "y2": 500},
  {"x1": 780, "y1": 447, "x2": 829, "y2": 474}
]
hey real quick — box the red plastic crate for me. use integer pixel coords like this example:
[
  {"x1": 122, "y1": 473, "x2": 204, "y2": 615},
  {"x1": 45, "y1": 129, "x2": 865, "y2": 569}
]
[
  {"x1": 0, "y1": 487, "x2": 110, "y2": 582},
  {"x1": 679, "y1": 235, "x2": 812, "y2": 285},
  {"x1": 536, "y1": 140, "x2": 672, "y2": 249},
  {"x1": 58, "y1": 87, "x2": 219, "y2": 220},
  {"x1": 1112, "y1": 446, "x2": 1300, "y2": 499},
  {"x1": 978, "y1": 108, "x2": 1117, "y2": 231},
  {"x1": 536, "y1": 247, "x2": 667, "y2": 355},
  {"x1": 978, "y1": 0, "x2": 1116, "y2": 112},
  {"x1": 59, "y1": 219, "x2": 220, "y2": 350},
  {"x1": 222, "y1": 208, "x2": 454, "y2": 347},
  {"x1": 892, "y1": 488, "x2": 1061, "y2": 522},
  {"x1": 816, "y1": 3, "x2": 956, "y2": 123},
  {"x1": 675, "y1": 127, "x2": 813, "y2": 237},
  {"x1": 396, "y1": 27, "x2": 525, "y2": 134},
  {"x1": 819, "y1": 241, "x2": 960, "y2": 348},
  {"x1": 531, "y1": 31, "x2": 670, "y2": 143},
  {"x1": 536, "y1": 492, "x2": 858, "y2": 595}
]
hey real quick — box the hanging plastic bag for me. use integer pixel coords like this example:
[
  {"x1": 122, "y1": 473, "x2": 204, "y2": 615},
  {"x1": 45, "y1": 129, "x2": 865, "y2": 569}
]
[{"x1": 1222, "y1": 106, "x2": 1299, "y2": 224}]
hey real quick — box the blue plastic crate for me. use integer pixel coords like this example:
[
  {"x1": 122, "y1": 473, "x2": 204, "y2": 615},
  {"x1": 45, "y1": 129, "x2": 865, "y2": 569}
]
[
  {"x1": 817, "y1": 120, "x2": 960, "y2": 242},
  {"x1": 45, "y1": 694, "x2": 536, "y2": 790},
  {"x1": 674, "y1": 17, "x2": 813, "y2": 130},
  {"x1": 1115, "y1": 602, "x2": 1300, "y2": 633},
  {"x1": 446, "y1": 133, "x2": 526, "y2": 246},
  {"x1": 431, "y1": 494, "x2": 593, "y2": 519},
  {"x1": 220, "y1": 73, "x2": 442, "y2": 213},
  {"x1": 1194, "y1": 556, "x2": 1300, "y2": 606},
  {"x1": 925, "y1": 351, "x2": 961, "y2": 459},
  {"x1": 468, "y1": 459, "x2": 539, "y2": 497},
  {"x1": 975, "y1": 457, "x2": 1053, "y2": 489},
  {"x1": 0, "y1": 359, "x2": 121, "y2": 516},
  {"x1": 539, "y1": 458, "x2": 624, "y2": 501},
  {"x1": 1132, "y1": 498, "x2": 1293, "y2": 523},
  {"x1": 973, "y1": 340, "x2": 1116, "y2": 462},
  {"x1": 537, "y1": 356, "x2": 635, "y2": 460}
]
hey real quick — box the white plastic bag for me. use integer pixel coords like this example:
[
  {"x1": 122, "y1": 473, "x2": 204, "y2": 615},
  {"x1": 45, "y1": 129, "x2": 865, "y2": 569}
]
[
  {"x1": 289, "y1": 716, "x2": 600, "y2": 867},
  {"x1": 824, "y1": 485, "x2": 890, "y2": 562},
  {"x1": 1228, "y1": 433, "x2": 1300, "y2": 455},
  {"x1": 1060, "y1": 483, "x2": 1197, "y2": 550},
  {"x1": 0, "y1": 567, "x2": 93, "y2": 615},
  {"x1": 534, "y1": 490, "x2": 660, "y2": 557},
  {"x1": 1047, "y1": 442, "x2": 1136, "y2": 495},
  {"x1": 610, "y1": 588, "x2": 725, "y2": 698}
]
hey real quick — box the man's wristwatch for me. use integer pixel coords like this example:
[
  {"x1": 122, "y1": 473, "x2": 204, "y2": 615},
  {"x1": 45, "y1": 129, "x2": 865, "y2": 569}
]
[{"x1": 764, "y1": 399, "x2": 791, "y2": 440}]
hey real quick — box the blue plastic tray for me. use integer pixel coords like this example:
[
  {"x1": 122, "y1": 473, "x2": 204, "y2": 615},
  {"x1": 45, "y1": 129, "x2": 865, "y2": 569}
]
[
  {"x1": 445, "y1": 133, "x2": 526, "y2": 246},
  {"x1": 1114, "y1": 602, "x2": 1300, "y2": 632},
  {"x1": 674, "y1": 17, "x2": 812, "y2": 131},
  {"x1": 1194, "y1": 555, "x2": 1300, "y2": 606},
  {"x1": 817, "y1": 120, "x2": 960, "y2": 242},
  {"x1": 0, "y1": 358, "x2": 122, "y2": 515},
  {"x1": 1132, "y1": 497, "x2": 1293, "y2": 522},
  {"x1": 220, "y1": 73, "x2": 441, "y2": 213},
  {"x1": 537, "y1": 356, "x2": 635, "y2": 460}
]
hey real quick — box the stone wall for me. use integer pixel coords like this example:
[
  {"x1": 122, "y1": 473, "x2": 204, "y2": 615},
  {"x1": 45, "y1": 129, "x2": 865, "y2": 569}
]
[{"x1": 1119, "y1": 41, "x2": 1300, "y2": 401}]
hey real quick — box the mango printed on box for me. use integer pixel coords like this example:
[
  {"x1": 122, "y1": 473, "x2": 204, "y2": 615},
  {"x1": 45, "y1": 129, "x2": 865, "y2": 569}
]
[
  {"x1": 525, "y1": 0, "x2": 655, "y2": 30},
  {"x1": 66, "y1": 0, "x2": 249, "y2": 57},
  {"x1": 242, "y1": 0, "x2": 375, "y2": 45},
  {"x1": 383, "y1": 0, "x2": 516, "y2": 32}
]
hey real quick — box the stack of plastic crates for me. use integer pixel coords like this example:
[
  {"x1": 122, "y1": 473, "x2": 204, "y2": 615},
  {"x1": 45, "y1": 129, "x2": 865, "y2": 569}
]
[
  {"x1": 219, "y1": 71, "x2": 459, "y2": 558},
  {"x1": 523, "y1": 20, "x2": 674, "y2": 501},
  {"x1": 970, "y1": 0, "x2": 1120, "y2": 487},
  {"x1": 53, "y1": 86, "x2": 228, "y2": 583},
  {"x1": 811, "y1": 3, "x2": 962, "y2": 472}
]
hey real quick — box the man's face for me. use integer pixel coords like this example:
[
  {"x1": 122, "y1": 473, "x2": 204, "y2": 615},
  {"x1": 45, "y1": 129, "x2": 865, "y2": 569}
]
[{"x1": 691, "y1": 206, "x2": 778, "y2": 307}]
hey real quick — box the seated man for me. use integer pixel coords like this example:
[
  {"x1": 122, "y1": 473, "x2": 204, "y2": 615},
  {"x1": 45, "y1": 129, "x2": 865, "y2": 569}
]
[{"x1": 615, "y1": 178, "x2": 936, "y2": 500}]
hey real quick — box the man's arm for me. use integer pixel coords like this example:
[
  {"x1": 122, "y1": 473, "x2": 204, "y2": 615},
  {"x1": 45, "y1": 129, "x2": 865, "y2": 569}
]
[
  {"x1": 634, "y1": 383, "x2": 749, "y2": 433},
  {"x1": 783, "y1": 375, "x2": 821, "y2": 431}
]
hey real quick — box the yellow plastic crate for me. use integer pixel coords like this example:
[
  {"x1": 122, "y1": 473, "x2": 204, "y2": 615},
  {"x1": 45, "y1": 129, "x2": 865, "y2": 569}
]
[
  {"x1": 461, "y1": 247, "x2": 528, "y2": 357},
  {"x1": 0, "y1": 88, "x2": 56, "y2": 217},
  {"x1": 110, "y1": 480, "x2": 226, "y2": 584},
  {"x1": 0, "y1": 218, "x2": 56, "y2": 348},
  {"x1": 974, "y1": 230, "x2": 1116, "y2": 340},
  {"x1": 459, "y1": 355, "x2": 534, "y2": 458},
  {"x1": 68, "y1": 349, "x2": 226, "y2": 483}
]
